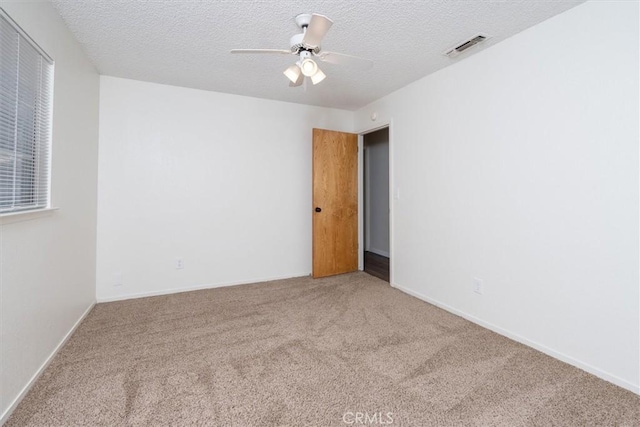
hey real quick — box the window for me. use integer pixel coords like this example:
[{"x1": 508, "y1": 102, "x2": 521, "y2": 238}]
[{"x1": 0, "y1": 9, "x2": 53, "y2": 214}]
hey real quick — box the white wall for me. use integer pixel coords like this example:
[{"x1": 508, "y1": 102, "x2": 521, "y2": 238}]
[
  {"x1": 0, "y1": 0, "x2": 100, "y2": 421},
  {"x1": 364, "y1": 128, "x2": 389, "y2": 257},
  {"x1": 96, "y1": 76, "x2": 353, "y2": 301},
  {"x1": 355, "y1": 1, "x2": 639, "y2": 393}
]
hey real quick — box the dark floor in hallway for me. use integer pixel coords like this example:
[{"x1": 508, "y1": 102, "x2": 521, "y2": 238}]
[{"x1": 364, "y1": 251, "x2": 389, "y2": 282}]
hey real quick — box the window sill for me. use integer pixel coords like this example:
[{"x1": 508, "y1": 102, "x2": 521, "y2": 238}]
[{"x1": 0, "y1": 207, "x2": 59, "y2": 225}]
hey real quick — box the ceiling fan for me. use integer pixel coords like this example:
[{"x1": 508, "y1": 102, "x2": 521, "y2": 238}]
[{"x1": 231, "y1": 13, "x2": 373, "y2": 87}]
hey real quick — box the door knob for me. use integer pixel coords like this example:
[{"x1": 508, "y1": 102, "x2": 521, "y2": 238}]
[{"x1": 315, "y1": 207, "x2": 322, "y2": 212}]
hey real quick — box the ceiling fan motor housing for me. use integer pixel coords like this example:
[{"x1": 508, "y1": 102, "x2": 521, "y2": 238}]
[{"x1": 289, "y1": 33, "x2": 320, "y2": 54}]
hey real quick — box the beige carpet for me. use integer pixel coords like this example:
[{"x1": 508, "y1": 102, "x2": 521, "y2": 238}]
[{"x1": 7, "y1": 272, "x2": 640, "y2": 426}]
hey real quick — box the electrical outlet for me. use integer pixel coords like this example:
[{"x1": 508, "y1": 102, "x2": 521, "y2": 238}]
[
  {"x1": 114, "y1": 273, "x2": 123, "y2": 287},
  {"x1": 473, "y1": 278, "x2": 483, "y2": 295},
  {"x1": 176, "y1": 258, "x2": 184, "y2": 270}
]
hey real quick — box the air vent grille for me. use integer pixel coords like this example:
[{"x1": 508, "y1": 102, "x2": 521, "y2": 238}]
[{"x1": 444, "y1": 33, "x2": 490, "y2": 58}]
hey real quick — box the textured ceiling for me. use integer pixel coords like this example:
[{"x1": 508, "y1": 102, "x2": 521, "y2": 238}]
[{"x1": 51, "y1": 0, "x2": 584, "y2": 110}]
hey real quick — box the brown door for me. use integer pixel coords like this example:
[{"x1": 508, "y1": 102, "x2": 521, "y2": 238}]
[{"x1": 312, "y1": 128, "x2": 358, "y2": 278}]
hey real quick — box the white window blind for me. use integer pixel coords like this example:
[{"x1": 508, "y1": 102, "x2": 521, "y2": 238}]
[{"x1": 0, "y1": 9, "x2": 53, "y2": 214}]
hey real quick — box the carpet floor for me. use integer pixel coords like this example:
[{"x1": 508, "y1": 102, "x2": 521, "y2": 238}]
[{"x1": 6, "y1": 272, "x2": 640, "y2": 426}]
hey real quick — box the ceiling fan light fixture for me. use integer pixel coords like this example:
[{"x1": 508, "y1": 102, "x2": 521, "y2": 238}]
[
  {"x1": 283, "y1": 64, "x2": 301, "y2": 83},
  {"x1": 310, "y1": 68, "x2": 326, "y2": 85},
  {"x1": 300, "y1": 58, "x2": 318, "y2": 77}
]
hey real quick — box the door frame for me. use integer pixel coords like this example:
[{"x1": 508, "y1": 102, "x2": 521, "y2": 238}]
[{"x1": 356, "y1": 120, "x2": 394, "y2": 285}]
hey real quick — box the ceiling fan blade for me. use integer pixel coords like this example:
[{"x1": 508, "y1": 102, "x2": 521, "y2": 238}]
[
  {"x1": 317, "y1": 51, "x2": 373, "y2": 70},
  {"x1": 230, "y1": 49, "x2": 291, "y2": 55},
  {"x1": 289, "y1": 73, "x2": 304, "y2": 87},
  {"x1": 302, "y1": 14, "x2": 333, "y2": 47}
]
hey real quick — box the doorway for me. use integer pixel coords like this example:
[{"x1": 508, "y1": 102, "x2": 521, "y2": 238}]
[{"x1": 363, "y1": 127, "x2": 390, "y2": 282}]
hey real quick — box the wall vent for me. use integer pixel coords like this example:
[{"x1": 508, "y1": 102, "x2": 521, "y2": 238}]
[{"x1": 444, "y1": 33, "x2": 491, "y2": 58}]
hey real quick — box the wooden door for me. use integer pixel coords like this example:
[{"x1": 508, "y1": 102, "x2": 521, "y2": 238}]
[{"x1": 312, "y1": 128, "x2": 358, "y2": 278}]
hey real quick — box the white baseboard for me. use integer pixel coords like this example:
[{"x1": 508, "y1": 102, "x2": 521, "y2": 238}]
[
  {"x1": 96, "y1": 272, "x2": 311, "y2": 303},
  {"x1": 1, "y1": 302, "x2": 96, "y2": 425},
  {"x1": 391, "y1": 282, "x2": 640, "y2": 395},
  {"x1": 367, "y1": 248, "x2": 390, "y2": 258}
]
